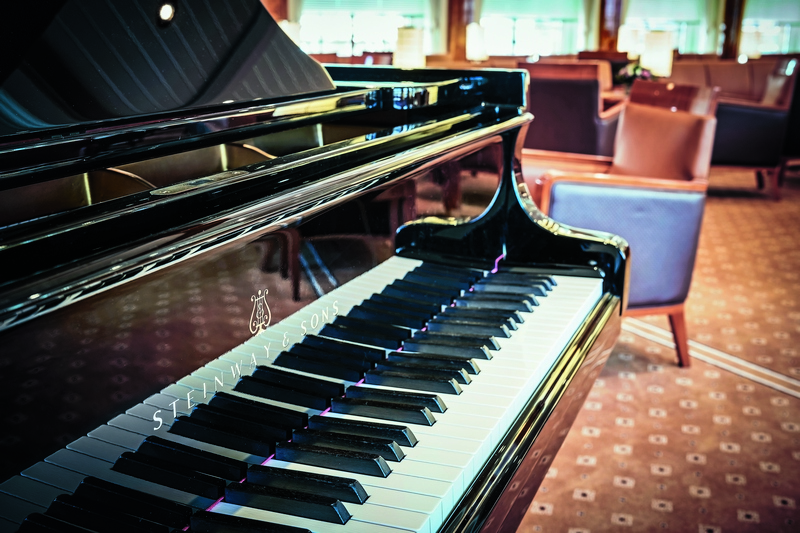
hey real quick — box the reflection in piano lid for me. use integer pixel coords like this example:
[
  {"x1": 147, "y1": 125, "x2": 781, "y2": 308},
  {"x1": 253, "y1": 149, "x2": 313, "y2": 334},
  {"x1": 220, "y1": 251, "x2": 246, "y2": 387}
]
[{"x1": 0, "y1": 1, "x2": 629, "y2": 532}]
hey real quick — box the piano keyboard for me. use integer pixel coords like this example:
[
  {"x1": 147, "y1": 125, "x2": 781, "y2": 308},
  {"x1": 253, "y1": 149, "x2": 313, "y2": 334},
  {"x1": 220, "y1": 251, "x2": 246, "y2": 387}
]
[{"x1": 0, "y1": 256, "x2": 602, "y2": 533}]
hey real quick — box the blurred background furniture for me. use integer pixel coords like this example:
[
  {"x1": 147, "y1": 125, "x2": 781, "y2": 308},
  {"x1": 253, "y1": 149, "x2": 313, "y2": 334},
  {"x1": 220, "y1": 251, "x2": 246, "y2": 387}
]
[
  {"x1": 519, "y1": 60, "x2": 626, "y2": 156},
  {"x1": 667, "y1": 57, "x2": 798, "y2": 199},
  {"x1": 577, "y1": 50, "x2": 631, "y2": 76},
  {"x1": 524, "y1": 103, "x2": 718, "y2": 367},
  {"x1": 629, "y1": 79, "x2": 720, "y2": 115}
]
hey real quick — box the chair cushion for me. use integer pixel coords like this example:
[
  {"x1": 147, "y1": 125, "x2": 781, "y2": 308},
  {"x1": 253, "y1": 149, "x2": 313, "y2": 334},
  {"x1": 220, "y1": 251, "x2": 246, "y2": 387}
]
[{"x1": 610, "y1": 103, "x2": 716, "y2": 181}]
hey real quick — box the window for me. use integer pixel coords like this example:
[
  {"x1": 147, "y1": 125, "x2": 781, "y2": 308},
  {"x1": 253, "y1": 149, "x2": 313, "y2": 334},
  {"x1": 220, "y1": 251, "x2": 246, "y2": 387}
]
[
  {"x1": 479, "y1": 0, "x2": 582, "y2": 57},
  {"x1": 620, "y1": 0, "x2": 708, "y2": 55},
  {"x1": 296, "y1": 0, "x2": 443, "y2": 57},
  {"x1": 741, "y1": 0, "x2": 800, "y2": 56}
]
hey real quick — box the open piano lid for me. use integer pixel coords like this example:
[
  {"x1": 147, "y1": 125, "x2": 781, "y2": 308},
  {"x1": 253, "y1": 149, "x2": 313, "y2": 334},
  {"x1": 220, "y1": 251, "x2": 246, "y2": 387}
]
[{"x1": 0, "y1": 0, "x2": 335, "y2": 141}]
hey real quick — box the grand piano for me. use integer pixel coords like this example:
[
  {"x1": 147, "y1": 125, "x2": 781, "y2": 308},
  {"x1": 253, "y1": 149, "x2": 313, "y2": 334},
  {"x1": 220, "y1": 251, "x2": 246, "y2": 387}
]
[{"x1": 0, "y1": 1, "x2": 629, "y2": 532}]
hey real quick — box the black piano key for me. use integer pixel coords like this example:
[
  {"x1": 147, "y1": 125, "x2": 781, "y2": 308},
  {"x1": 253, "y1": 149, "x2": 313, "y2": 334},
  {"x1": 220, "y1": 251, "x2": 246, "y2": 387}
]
[
  {"x1": 275, "y1": 442, "x2": 392, "y2": 477},
  {"x1": 439, "y1": 306, "x2": 522, "y2": 326},
  {"x1": 380, "y1": 285, "x2": 451, "y2": 306},
  {"x1": 455, "y1": 295, "x2": 534, "y2": 312},
  {"x1": 169, "y1": 416, "x2": 274, "y2": 457},
  {"x1": 386, "y1": 350, "x2": 481, "y2": 373},
  {"x1": 402, "y1": 272, "x2": 472, "y2": 291},
  {"x1": 493, "y1": 270, "x2": 556, "y2": 288},
  {"x1": 365, "y1": 294, "x2": 441, "y2": 315},
  {"x1": 299, "y1": 335, "x2": 385, "y2": 363},
  {"x1": 288, "y1": 344, "x2": 374, "y2": 371},
  {"x1": 307, "y1": 415, "x2": 418, "y2": 447},
  {"x1": 209, "y1": 390, "x2": 308, "y2": 428},
  {"x1": 402, "y1": 338, "x2": 492, "y2": 360},
  {"x1": 17, "y1": 513, "x2": 97, "y2": 533},
  {"x1": 374, "y1": 360, "x2": 471, "y2": 385},
  {"x1": 426, "y1": 317, "x2": 511, "y2": 338},
  {"x1": 112, "y1": 451, "x2": 226, "y2": 500},
  {"x1": 364, "y1": 370, "x2": 463, "y2": 395},
  {"x1": 318, "y1": 323, "x2": 403, "y2": 350},
  {"x1": 345, "y1": 385, "x2": 447, "y2": 413},
  {"x1": 412, "y1": 263, "x2": 485, "y2": 282},
  {"x1": 473, "y1": 280, "x2": 547, "y2": 296},
  {"x1": 349, "y1": 304, "x2": 429, "y2": 328},
  {"x1": 136, "y1": 435, "x2": 248, "y2": 481},
  {"x1": 291, "y1": 429, "x2": 404, "y2": 462},
  {"x1": 331, "y1": 397, "x2": 437, "y2": 425},
  {"x1": 72, "y1": 477, "x2": 192, "y2": 529},
  {"x1": 48, "y1": 493, "x2": 168, "y2": 533},
  {"x1": 467, "y1": 290, "x2": 538, "y2": 306},
  {"x1": 246, "y1": 464, "x2": 368, "y2": 504},
  {"x1": 224, "y1": 483, "x2": 351, "y2": 524},
  {"x1": 252, "y1": 365, "x2": 346, "y2": 398},
  {"x1": 234, "y1": 376, "x2": 327, "y2": 410},
  {"x1": 45, "y1": 494, "x2": 164, "y2": 533},
  {"x1": 274, "y1": 352, "x2": 365, "y2": 382},
  {"x1": 190, "y1": 509, "x2": 312, "y2": 533},
  {"x1": 190, "y1": 403, "x2": 293, "y2": 442},
  {"x1": 412, "y1": 330, "x2": 500, "y2": 350},
  {"x1": 392, "y1": 278, "x2": 461, "y2": 297},
  {"x1": 332, "y1": 315, "x2": 412, "y2": 339}
]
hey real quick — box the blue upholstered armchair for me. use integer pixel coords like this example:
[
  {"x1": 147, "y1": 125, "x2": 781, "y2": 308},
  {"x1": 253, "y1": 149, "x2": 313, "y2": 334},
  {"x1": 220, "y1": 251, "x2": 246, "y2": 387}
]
[{"x1": 524, "y1": 103, "x2": 717, "y2": 367}]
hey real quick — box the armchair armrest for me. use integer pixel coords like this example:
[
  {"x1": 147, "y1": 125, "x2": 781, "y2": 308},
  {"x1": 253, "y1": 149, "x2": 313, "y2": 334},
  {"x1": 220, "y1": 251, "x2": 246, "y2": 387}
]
[
  {"x1": 535, "y1": 170, "x2": 708, "y2": 216},
  {"x1": 598, "y1": 99, "x2": 625, "y2": 121},
  {"x1": 538, "y1": 171, "x2": 707, "y2": 309}
]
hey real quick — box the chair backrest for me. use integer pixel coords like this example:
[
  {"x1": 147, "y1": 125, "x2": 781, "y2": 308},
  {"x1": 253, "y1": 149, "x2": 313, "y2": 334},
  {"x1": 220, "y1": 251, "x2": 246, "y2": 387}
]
[
  {"x1": 519, "y1": 60, "x2": 613, "y2": 91},
  {"x1": 610, "y1": 103, "x2": 717, "y2": 181},
  {"x1": 523, "y1": 77, "x2": 605, "y2": 154},
  {"x1": 629, "y1": 79, "x2": 720, "y2": 115}
]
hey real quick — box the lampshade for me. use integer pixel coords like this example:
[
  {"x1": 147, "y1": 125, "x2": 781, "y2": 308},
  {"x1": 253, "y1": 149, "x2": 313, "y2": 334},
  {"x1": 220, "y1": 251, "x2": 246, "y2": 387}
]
[
  {"x1": 617, "y1": 25, "x2": 644, "y2": 59},
  {"x1": 640, "y1": 31, "x2": 673, "y2": 77},
  {"x1": 393, "y1": 27, "x2": 426, "y2": 69},
  {"x1": 466, "y1": 22, "x2": 488, "y2": 62}
]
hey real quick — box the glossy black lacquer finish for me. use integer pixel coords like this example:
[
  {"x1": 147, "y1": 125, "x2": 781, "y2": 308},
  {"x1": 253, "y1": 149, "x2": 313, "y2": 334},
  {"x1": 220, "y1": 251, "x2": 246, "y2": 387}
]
[{"x1": 0, "y1": 2, "x2": 629, "y2": 531}]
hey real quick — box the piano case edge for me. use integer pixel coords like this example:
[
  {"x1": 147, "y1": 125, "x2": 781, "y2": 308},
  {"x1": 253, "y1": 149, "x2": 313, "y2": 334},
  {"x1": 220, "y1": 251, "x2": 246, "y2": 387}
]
[{"x1": 440, "y1": 292, "x2": 622, "y2": 533}]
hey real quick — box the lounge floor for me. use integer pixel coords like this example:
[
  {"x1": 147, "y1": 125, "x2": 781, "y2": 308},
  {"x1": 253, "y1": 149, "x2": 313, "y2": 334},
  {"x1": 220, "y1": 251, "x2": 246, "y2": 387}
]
[{"x1": 517, "y1": 167, "x2": 800, "y2": 532}]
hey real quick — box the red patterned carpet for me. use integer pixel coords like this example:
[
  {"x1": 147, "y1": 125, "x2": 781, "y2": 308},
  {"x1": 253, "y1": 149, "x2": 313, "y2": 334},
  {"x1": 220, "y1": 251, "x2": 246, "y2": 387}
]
[{"x1": 518, "y1": 167, "x2": 800, "y2": 533}]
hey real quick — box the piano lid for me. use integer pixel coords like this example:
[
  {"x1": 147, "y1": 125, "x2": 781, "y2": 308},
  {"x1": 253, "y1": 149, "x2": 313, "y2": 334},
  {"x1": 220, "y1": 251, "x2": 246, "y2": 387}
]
[{"x1": 0, "y1": 0, "x2": 335, "y2": 142}]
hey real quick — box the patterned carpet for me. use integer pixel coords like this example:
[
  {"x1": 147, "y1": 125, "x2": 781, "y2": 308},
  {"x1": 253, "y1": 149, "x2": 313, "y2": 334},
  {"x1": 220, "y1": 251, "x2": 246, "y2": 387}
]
[{"x1": 518, "y1": 167, "x2": 800, "y2": 533}]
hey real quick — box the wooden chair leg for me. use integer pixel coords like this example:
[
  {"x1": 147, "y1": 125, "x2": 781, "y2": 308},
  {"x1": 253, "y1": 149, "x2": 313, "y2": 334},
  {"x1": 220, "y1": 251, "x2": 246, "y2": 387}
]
[
  {"x1": 668, "y1": 311, "x2": 691, "y2": 367},
  {"x1": 769, "y1": 166, "x2": 781, "y2": 201}
]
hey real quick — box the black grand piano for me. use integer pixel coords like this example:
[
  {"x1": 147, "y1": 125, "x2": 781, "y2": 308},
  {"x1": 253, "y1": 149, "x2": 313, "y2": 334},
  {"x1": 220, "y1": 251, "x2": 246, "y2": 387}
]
[{"x1": 0, "y1": 1, "x2": 628, "y2": 532}]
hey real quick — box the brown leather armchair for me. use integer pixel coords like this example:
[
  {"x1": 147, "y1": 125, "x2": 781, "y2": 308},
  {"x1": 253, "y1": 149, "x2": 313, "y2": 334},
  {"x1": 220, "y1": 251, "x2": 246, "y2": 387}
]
[
  {"x1": 519, "y1": 61, "x2": 625, "y2": 156},
  {"x1": 523, "y1": 103, "x2": 717, "y2": 367}
]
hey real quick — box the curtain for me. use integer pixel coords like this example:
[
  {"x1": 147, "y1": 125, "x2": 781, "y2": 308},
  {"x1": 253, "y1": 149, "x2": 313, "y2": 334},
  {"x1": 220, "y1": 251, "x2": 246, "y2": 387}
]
[
  {"x1": 582, "y1": 0, "x2": 600, "y2": 50},
  {"x1": 287, "y1": 0, "x2": 303, "y2": 22}
]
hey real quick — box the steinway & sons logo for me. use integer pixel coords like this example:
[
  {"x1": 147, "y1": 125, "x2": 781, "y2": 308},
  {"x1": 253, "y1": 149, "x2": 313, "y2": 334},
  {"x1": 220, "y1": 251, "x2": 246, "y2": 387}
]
[{"x1": 249, "y1": 288, "x2": 272, "y2": 334}]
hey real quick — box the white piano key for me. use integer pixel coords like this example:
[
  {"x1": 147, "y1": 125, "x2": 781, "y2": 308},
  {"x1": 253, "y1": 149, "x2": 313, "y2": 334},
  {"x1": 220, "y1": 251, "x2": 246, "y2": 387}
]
[
  {"x1": 212, "y1": 501, "x2": 417, "y2": 533},
  {"x1": 0, "y1": 493, "x2": 46, "y2": 525},
  {"x1": 7, "y1": 258, "x2": 604, "y2": 533},
  {"x1": 21, "y1": 462, "x2": 86, "y2": 492},
  {"x1": 0, "y1": 476, "x2": 68, "y2": 508},
  {"x1": 44, "y1": 448, "x2": 212, "y2": 508}
]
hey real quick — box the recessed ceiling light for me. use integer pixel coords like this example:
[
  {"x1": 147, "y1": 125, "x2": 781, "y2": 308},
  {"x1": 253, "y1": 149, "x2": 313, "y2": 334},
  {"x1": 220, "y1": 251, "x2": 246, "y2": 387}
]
[{"x1": 159, "y1": 3, "x2": 175, "y2": 23}]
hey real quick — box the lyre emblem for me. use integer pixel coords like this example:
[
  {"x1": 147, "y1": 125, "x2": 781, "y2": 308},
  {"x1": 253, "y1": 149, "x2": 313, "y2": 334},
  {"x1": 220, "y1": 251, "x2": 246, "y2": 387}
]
[{"x1": 249, "y1": 289, "x2": 272, "y2": 334}]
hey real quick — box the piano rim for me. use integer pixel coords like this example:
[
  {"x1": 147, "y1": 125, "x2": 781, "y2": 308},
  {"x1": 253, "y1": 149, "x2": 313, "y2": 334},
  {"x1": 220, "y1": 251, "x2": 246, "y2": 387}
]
[
  {"x1": 0, "y1": 112, "x2": 532, "y2": 332},
  {"x1": 439, "y1": 291, "x2": 621, "y2": 533}
]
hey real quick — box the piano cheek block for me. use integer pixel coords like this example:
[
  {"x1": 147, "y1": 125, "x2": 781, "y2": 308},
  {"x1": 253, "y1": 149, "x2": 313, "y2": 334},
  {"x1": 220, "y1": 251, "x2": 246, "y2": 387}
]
[
  {"x1": 275, "y1": 442, "x2": 392, "y2": 478},
  {"x1": 224, "y1": 483, "x2": 351, "y2": 525}
]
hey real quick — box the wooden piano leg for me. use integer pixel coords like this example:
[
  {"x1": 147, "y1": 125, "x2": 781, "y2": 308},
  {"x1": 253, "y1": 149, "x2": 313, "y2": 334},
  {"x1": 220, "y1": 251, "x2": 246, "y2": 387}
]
[{"x1": 668, "y1": 310, "x2": 691, "y2": 367}]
